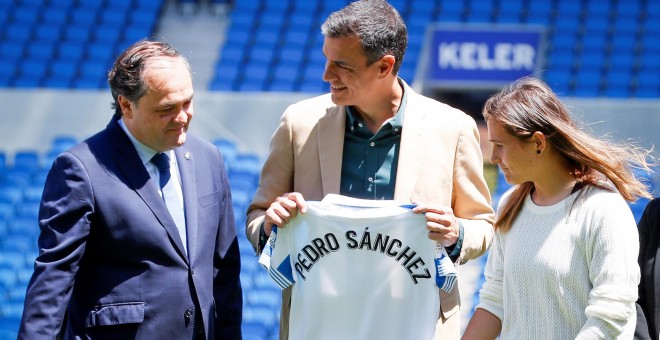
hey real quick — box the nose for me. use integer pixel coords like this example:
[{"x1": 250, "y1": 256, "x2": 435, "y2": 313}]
[
  {"x1": 489, "y1": 150, "x2": 499, "y2": 165},
  {"x1": 322, "y1": 61, "x2": 334, "y2": 82},
  {"x1": 174, "y1": 108, "x2": 189, "y2": 124},
  {"x1": 176, "y1": 102, "x2": 193, "y2": 122}
]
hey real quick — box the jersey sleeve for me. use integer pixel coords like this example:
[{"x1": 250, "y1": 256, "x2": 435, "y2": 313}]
[{"x1": 258, "y1": 227, "x2": 295, "y2": 289}]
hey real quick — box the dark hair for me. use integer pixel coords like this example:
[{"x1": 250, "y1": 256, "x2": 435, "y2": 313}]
[
  {"x1": 321, "y1": 0, "x2": 407, "y2": 75},
  {"x1": 484, "y1": 76, "x2": 652, "y2": 232},
  {"x1": 108, "y1": 40, "x2": 191, "y2": 117}
]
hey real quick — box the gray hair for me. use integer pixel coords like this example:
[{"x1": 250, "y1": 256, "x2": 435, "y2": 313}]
[{"x1": 321, "y1": 0, "x2": 407, "y2": 75}]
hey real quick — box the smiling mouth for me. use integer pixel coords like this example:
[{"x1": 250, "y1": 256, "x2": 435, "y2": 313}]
[{"x1": 331, "y1": 85, "x2": 346, "y2": 91}]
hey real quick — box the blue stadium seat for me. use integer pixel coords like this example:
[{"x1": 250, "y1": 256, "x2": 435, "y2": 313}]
[
  {"x1": 100, "y1": 8, "x2": 127, "y2": 26},
  {"x1": 497, "y1": 0, "x2": 524, "y2": 17},
  {"x1": 268, "y1": 79, "x2": 296, "y2": 92},
  {"x1": 248, "y1": 46, "x2": 276, "y2": 65},
  {"x1": 12, "y1": 5, "x2": 40, "y2": 24},
  {"x1": 291, "y1": 0, "x2": 317, "y2": 13},
  {"x1": 573, "y1": 69, "x2": 602, "y2": 97},
  {"x1": 0, "y1": 59, "x2": 18, "y2": 86},
  {"x1": 3, "y1": 167, "x2": 34, "y2": 186},
  {"x1": 41, "y1": 6, "x2": 68, "y2": 25},
  {"x1": 5, "y1": 23, "x2": 33, "y2": 43},
  {"x1": 0, "y1": 200, "x2": 18, "y2": 219},
  {"x1": 208, "y1": 78, "x2": 235, "y2": 92},
  {"x1": 0, "y1": 219, "x2": 8, "y2": 239},
  {"x1": 26, "y1": 40, "x2": 55, "y2": 60},
  {"x1": 122, "y1": 25, "x2": 153, "y2": 45},
  {"x1": 214, "y1": 138, "x2": 239, "y2": 167},
  {"x1": 22, "y1": 185, "x2": 42, "y2": 204},
  {"x1": 57, "y1": 41, "x2": 86, "y2": 61},
  {"x1": 585, "y1": 1, "x2": 611, "y2": 18},
  {"x1": 438, "y1": 0, "x2": 463, "y2": 20},
  {"x1": 277, "y1": 46, "x2": 304, "y2": 67},
  {"x1": 93, "y1": 25, "x2": 123, "y2": 44},
  {"x1": 0, "y1": 41, "x2": 24, "y2": 62},
  {"x1": 31, "y1": 169, "x2": 49, "y2": 187},
  {"x1": 33, "y1": 26, "x2": 61, "y2": 44},
  {"x1": 578, "y1": 51, "x2": 605, "y2": 71},
  {"x1": 615, "y1": 0, "x2": 641, "y2": 19},
  {"x1": 260, "y1": 14, "x2": 287, "y2": 29},
  {"x1": 0, "y1": 248, "x2": 24, "y2": 270},
  {"x1": 282, "y1": 26, "x2": 309, "y2": 49},
  {"x1": 224, "y1": 25, "x2": 252, "y2": 48},
  {"x1": 272, "y1": 64, "x2": 300, "y2": 85},
  {"x1": 289, "y1": 12, "x2": 314, "y2": 28},
  {"x1": 0, "y1": 267, "x2": 17, "y2": 289},
  {"x1": 7, "y1": 216, "x2": 39, "y2": 238},
  {"x1": 70, "y1": 7, "x2": 99, "y2": 26},
  {"x1": 13, "y1": 151, "x2": 40, "y2": 173},
  {"x1": 242, "y1": 321, "x2": 269, "y2": 340},
  {"x1": 242, "y1": 64, "x2": 269, "y2": 88},
  {"x1": 231, "y1": 153, "x2": 262, "y2": 177},
  {"x1": 48, "y1": 59, "x2": 78, "y2": 87},
  {"x1": 580, "y1": 33, "x2": 608, "y2": 53},
  {"x1": 583, "y1": 16, "x2": 609, "y2": 35},
  {"x1": 243, "y1": 305, "x2": 279, "y2": 330},
  {"x1": 2, "y1": 233, "x2": 35, "y2": 253},
  {"x1": 609, "y1": 33, "x2": 638, "y2": 54},
  {"x1": 129, "y1": 10, "x2": 159, "y2": 28},
  {"x1": 79, "y1": 60, "x2": 110, "y2": 83},
  {"x1": 73, "y1": 77, "x2": 105, "y2": 90},
  {"x1": 51, "y1": 135, "x2": 77, "y2": 153},
  {"x1": 557, "y1": 1, "x2": 582, "y2": 16},
  {"x1": 64, "y1": 24, "x2": 93, "y2": 43},
  {"x1": 246, "y1": 288, "x2": 281, "y2": 309}
]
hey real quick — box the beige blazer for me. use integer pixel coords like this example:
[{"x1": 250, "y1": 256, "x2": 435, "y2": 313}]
[{"x1": 247, "y1": 82, "x2": 495, "y2": 339}]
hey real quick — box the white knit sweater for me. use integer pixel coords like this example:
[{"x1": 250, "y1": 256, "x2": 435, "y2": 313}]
[{"x1": 477, "y1": 186, "x2": 640, "y2": 339}]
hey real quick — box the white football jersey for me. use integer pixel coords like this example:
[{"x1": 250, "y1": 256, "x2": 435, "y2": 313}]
[{"x1": 259, "y1": 194, "x2": 457, "y2": 340}]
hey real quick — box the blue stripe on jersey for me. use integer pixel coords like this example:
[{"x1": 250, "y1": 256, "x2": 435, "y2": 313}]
[{"x1": 268, "y1": 265, "x2": 291, "y2": 289}]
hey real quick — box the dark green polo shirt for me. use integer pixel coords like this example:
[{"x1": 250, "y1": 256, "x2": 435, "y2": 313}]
[{"x1": 339, "y1": 86, "x2": 407, "y2": 199}]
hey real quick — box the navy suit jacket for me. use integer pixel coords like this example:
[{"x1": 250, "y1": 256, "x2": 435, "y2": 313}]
[
  {"x1": 636, "y1": 198, "x2": 660, "y2": 340},
  {"x1": 18, "y1": 117, "x2": 242, "y2": 339}
]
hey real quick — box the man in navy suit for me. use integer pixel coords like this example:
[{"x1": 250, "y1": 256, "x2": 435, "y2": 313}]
[{"x1": 18, "y1": 40, "x2": 242, "y2": 339}]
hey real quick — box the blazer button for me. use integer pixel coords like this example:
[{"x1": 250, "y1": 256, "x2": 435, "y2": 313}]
[
  {"x1": 191, "y1": 268, "x2": 195, "y2": 275},
  {"x1": 184, "y1": 309, "x2": 193, "y2": 320}
]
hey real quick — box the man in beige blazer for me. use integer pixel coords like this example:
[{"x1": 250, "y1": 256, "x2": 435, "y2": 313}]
[{"x1": 246, "y1": 1, "x2": 494, "y2": 339}]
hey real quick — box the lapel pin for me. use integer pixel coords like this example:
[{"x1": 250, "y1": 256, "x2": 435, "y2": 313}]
[{"x1": 184, "y1": 152, "x2": 191, "y2": 160}]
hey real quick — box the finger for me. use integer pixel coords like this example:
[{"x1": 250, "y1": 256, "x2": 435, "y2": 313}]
[
  {"x1": 267, "y1": 200, "x2": 296, "y2": 227},
  {"x1": 287, "y1": 192, "x2": 308, "y2": 213}
]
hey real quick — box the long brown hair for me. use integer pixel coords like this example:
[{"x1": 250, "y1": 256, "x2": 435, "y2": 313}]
[{"x1": 484, "y1": 77, "x2": 653, "y2": 232}]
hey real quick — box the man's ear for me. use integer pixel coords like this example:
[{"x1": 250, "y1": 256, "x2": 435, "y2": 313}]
[
  {"x1": 118, "y1": 95, "x2": 132, "y2": 118},
  {"x1": 378, "y1": 55, "x2": 396, "y2": 78}
]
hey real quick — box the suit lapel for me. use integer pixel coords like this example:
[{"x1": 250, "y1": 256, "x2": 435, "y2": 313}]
[
  {"x1": 108, "y1": 119, "x2": 188, "y2": 260},
  {"x1": 318, "y1": 106, "x2": 345, "y2": 196},
  {"x1": 175, "y1": 147, "x2": 197, "y2": 262},
  {"x1": 394, "y1": 93, "x2": 426, "y2": 203}
]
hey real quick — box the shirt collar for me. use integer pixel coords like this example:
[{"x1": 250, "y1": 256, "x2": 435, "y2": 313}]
[
  {"x1": 118, "y1": 118, "x2": 174, "y2": 166},
  {"x1": 345, "y1": 77, "x2": 407, "y2": 130}
]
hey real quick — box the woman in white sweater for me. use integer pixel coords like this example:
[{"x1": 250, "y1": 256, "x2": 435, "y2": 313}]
[{"x1": 463, "y1": 77, "x2": 653, "y2": 339}]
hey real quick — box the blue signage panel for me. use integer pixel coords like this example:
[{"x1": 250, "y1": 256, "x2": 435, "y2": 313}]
[{"x1": 427, "y1": 25, "x2": 544, "y2": 87}]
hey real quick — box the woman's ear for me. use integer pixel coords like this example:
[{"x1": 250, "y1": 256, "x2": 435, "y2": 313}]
[{"x1": 532, "y1": 131, "x2": 546, "y2": 155}]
